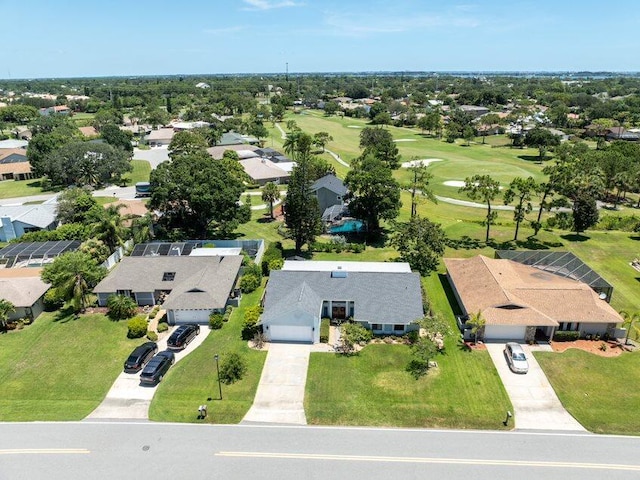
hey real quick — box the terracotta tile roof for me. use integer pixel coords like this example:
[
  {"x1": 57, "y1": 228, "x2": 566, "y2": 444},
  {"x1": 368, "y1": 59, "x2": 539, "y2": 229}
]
[
  {"x1": 79, "y1": 126, "x2": 98, "y2": 137},
  {"x1": 444, "y1": 255, "x2": 622, "y2": 327}
]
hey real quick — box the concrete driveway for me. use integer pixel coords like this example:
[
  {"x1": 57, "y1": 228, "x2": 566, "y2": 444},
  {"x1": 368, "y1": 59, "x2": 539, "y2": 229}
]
[
  {"x1": 485, "y1": 343, "x2": 587, "y2": 432},
  {"x1": 242, "y1": 343, "x2": 311, "y2": 425},
  {"x1": 85, "y1": 326, "x2": 210, "y2": 421}
]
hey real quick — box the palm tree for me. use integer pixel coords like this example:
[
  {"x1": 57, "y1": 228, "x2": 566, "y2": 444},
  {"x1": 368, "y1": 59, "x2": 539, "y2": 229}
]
[
  {"x1": 261, "y1": 182, "x2": 281, "y2": 219},
  {"x1": 92, "y1": 204, "x2": 126, "y2": 252},
  {"x1": 283, "y1": 130, "x2": 300, "y2": 160},
  {"x1": 467, "y1": 310, "x2": 486, "y2": 345},
  {"x1": 619, "y1": 310, "x2": 640, "y2": 345},
  {"x1": 0, "y1": 299, "x2": 16, "y2": 331}
]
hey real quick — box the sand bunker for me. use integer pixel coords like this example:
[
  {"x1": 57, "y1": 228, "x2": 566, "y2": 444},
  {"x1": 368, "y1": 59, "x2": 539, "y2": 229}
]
[
  {"x1": 401, "y1": 158, "x2": 443, "y2": 168},
  {"x1": 443, "y1": 180, "x2": 503, "y2": 189},
  {"x1": 393, "y1": 139, "x2": 417, "y2": 142},
  {"x1": 443, "y1": 180, "x2": 466, "y2": 187}
]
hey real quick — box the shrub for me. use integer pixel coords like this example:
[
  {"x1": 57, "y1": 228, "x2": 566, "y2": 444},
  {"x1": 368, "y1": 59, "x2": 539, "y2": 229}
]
[
  {"x1": 107, "y1": 294, "x2": 138, "y2": 321},
  {"x1": 262, "y1": 242, "x2": 284, "y2": 276},
  {"x1": 406, "y1": 358, "x2": 429, "y2": 379},
  {"x1": 209, "y1": 313, "x2": 224, "y2": 330},
  {"x1": 406, "y1": 330, "x2": 420, "y2": 344},
  {"x1": 223, "y1": 306, "x2": 233, "y2": 322},
  {"x1": 157, "y1": 322, "x2": 169, "y2": 333},
  {"x1": 553, "y1": 330, "x2": 580, "y2": 342},
  {"x1": 339, "y1": 322, "x2": 372, "y2": 354},
  {"x1": 127, "y1": 316, "x2": 148, "y2": 338},
  {"x1": 320, "y1": 318, "x2": 330, "y2": 343},
  {"x1": 252, "y1": 332, "x2": 267, "y2": 349},
  {"x1": 43, "y1": 288, "x2": 65, "y2": 311},
  {"x1": 240, "y1": 274, "x2": 260, "y2": 293},
  {"x1": 150, "y1": 306, "x2": 160, "y2": 318},
  {"x1": 146, "y1": 330, "x2": 158, "y2": 341},
  {"x1": 268, "y1": 258, "x2": 284, "y2": 272},
  {"x1": 242, "y1": 305, "x2": 262, "y2": 340},
  {"x1": 219, "y1": 353, "x2": 247, "y2": 384},
  {"x1": 244, "y1": 261, "x2": 262, "y2": 280}
]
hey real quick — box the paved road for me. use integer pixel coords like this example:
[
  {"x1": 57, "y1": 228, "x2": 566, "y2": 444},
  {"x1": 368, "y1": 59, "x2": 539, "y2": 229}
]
[
  {"x1": 486, "y1": 343, "x2": 586, "y2": 431},
  {"x1": 1, "y1": 423, "x2": 639, "y2": 479},
  {"x1": 242, "y1": 343, "x2": 310, "y2": 425}
]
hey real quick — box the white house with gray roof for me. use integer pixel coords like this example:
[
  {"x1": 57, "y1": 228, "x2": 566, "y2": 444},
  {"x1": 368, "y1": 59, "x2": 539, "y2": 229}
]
[
  {"x1": 260, "y1": 261, "x2": 423, "y2": 343},
  {"x1": 0, "y1": 204, "x2": 58, "y2": 242},
  {"x1": 94, "y1": 255, "x2": 242, "y2": 325}
]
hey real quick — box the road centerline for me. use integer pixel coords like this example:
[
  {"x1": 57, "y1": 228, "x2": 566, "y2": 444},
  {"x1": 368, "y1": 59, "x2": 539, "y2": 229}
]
[{"x1": 215, "y1": 451, "x2": 640, "y2": 472}]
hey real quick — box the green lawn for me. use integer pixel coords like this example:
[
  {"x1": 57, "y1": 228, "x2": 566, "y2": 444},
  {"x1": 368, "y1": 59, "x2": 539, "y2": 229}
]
[
  {"x1": 123, "y1": 159, "x2": 151, "y2": 185},
  {"x1": 149, "y1": 285, "x2": 267, "y2": 424},
  {"x1": 0, "y1": 310, "x2": 140, "y2": 421},
  {"x1": 0, "y1": 178, "x2": 46, "y2": 199},
  {"x1": 535, "y1": 349, "x2": 640, "y2": 435},
  {"x1": 305, "y1": 274, "x2": 512, "y2": 430}
]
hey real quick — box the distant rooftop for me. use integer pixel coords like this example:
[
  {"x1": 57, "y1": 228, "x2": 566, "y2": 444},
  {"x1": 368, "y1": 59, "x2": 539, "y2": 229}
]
[{"x1": 282, "y1": 260, "x2": 411, "y2": 273}]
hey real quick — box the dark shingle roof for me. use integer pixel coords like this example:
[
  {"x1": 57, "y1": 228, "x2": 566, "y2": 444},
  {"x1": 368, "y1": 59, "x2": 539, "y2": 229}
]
[
  {"x1": 261, "y1": 270, "x2": 423, "y2": 325},
  {"x1": 311, "y1": 174, "x2": 348, "y2": 196}
]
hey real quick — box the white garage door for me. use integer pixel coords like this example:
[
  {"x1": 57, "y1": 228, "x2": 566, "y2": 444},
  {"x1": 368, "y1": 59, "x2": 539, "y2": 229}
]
[
  {"x1": 269, "y1": 325, "x2": 313, "y2": 343},
  {"x1": 484, "y1": 325, "x2": 527, "y2": 341},
  {"x1": 172, "y1": 309, "x2": 211, "y2": 325}
]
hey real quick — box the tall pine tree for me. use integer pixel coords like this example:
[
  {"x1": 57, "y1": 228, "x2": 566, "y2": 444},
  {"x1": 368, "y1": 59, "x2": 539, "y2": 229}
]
[{"x1": 283, "y1": 155, "x2": 322, "y2": 254}]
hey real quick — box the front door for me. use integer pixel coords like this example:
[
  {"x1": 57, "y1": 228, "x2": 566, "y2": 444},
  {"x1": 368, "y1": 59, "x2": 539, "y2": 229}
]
[{"x1": 332, "y1": 302, "x2": 346, "y2": 319}]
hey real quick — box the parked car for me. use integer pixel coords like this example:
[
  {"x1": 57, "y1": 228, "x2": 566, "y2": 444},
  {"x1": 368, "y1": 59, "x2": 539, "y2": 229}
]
[
  {"x1": 140, "y1": 351, "x2": 175, "y2": 384},
  {"x1": 167, "y1": 324, "x2": 200, "y2": 350},
  {"x1": 504, "y1": 342, "x2": 529, "y2": 374},
  {"x1": 124, "y1": 342, "x2": 158, "y2": 373}
]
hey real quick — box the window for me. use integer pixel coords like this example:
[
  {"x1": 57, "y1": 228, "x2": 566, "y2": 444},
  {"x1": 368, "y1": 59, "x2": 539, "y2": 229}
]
[
  {"x1": 162, "y1": 272, "x2": 176, "y2": 281},
  {"x1": 371, "y1": 323, "x2": 382, "y2": 330},
  {"x1": 393, "y1": 324, "x2": 405, "y2": 332}
]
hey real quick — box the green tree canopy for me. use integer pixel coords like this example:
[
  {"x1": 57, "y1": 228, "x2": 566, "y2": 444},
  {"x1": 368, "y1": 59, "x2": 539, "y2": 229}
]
[
  {"x1": 261, "y1": 182, "x2": 281, "y2": 220},
  {"x1": 42, "y1": 141, "x2": 131, "y2": 188},
  {"x1": 41, "y1": 251, "x2": 107, "y2": 312},
  {"x1": 149, "y1": 152, "x2": 249, "y2": 238},
  {"x1": 359, "y1": 127, "x2": 401, "y2": 169},
  {"x1": 168, "y1": 130, "x2": 209, "y2": 159},
  {"x1": 391, "y1": 217, "x2": 446, "y2": 276},
  {"x1": 460, "y1": 175, "x2": 501, "y2": 242},
  {"x1": 503, "y1": 176, "x2": 537, "y2": 241},
  {"x1": 345, "y1": 154, "x2": 401, "y2": 233},
  {"x1": 283, "y1": 156, "x2": 322, "y2": 254}
]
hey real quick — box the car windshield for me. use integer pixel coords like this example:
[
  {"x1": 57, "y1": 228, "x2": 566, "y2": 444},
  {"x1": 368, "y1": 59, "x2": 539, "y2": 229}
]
[{"x1": 513, "y1": 353, "x2": 526, "y2": 361}]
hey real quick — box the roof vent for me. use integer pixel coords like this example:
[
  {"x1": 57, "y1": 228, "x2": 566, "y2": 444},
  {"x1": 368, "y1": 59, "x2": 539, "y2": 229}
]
[{"x1": 331, "y1": 270, "x2": 347, "y2": 278}]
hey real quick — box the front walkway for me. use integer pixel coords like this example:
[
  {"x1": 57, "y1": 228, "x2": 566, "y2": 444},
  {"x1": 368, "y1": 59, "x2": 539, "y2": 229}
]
[
  {"x1": 242, "y1": 343, "x2": 311, "y2": 425},
  {"x1": 84, "y1": 327, "x2": 210, "y2": 422},
  {"x1": 485, "y1": 343, "x2": 587, "y2": 432}
]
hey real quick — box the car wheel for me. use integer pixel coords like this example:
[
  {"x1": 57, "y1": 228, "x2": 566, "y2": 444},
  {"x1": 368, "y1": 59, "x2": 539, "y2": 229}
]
[
  {"x1": 158, "y1": 375, "x2": 163, "y2": 383},
  {"x1": 196, "y1": 326, "x2": 200, "y2": 334}
]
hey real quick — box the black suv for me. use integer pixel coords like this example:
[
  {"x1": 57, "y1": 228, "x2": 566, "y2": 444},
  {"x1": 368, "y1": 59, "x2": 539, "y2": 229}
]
[
  {"x1": 167, "y1": 324, "x2": 200, "y2": 350},
  {"x1": 140, "y1": 350, "x2": 175, "y2": 385},
  {"x1": 124, "y1": 342, "x2": 158, "y2": 373}
]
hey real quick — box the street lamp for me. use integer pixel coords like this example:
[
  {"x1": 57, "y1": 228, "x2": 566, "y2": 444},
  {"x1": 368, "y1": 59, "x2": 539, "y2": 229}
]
[
  {"x1": 214, "y1": 354, "x2": 222, "y2": 400},
  {"x1": 208, "y1": 354, "x2": 223, "y2": 401}
]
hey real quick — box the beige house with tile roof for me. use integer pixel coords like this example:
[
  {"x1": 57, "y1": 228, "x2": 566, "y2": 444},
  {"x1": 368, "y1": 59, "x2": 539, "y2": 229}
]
[
  {"x1": 444, "y1": 255, "x2": 622, "y2": 342},
  {"x1": 0, "y1": 268, "x2": 50, "y2": 321}
]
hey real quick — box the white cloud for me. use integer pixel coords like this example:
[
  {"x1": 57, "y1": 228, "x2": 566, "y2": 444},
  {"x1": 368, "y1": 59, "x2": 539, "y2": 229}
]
[{"x1": 242, "y1": 0, "x2": 302, "y2": 10}]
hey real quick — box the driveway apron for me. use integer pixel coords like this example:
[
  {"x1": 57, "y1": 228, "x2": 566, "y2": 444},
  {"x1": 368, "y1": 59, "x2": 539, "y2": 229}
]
[
  {"x1": 85, "y1": 327, "x2": 210, "y2": 421},
  {"x1": 242, "y1": 343, "x2": 311, "y2": 425},
  {"x1": 485, "y1": 343, "x2": 587, "y2": 432}
]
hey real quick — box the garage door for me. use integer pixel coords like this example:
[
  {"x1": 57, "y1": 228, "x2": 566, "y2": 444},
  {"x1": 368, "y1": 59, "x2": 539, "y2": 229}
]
[
  {"x1": 269, "y1": 325, "x2": 313, "y2": 343},
  {"x1": 172, "y1": 309, "x2": 211, "y2": 325},
  {"x1": 484, "y1": 325, "x2": 527, "y2": 341}
]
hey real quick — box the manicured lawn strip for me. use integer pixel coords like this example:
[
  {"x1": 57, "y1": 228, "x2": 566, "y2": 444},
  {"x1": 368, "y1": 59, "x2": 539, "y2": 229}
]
[
  {"x1": 0, "y1": 178, "x2": 46, "y2": 199},
  {"x1": 0, "y1": 311, "x2": 138, "y2": 421},
  {"x1": 304, "y1": 273, "x2": 512, "y2": 430},
  {"x1": 123, "y1": 159, "x2": 151, "y2": 185},
  {"x1": 535, "y1": 349, "x2": 640, "y2": 435},
  {"x1": 149, "y1": 284, "x2": 267, "y2": 424}
]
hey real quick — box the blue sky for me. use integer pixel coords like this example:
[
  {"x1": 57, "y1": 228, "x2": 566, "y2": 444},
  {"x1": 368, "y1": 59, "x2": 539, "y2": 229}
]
[{"x1": 1, "y1": 0, "x2": 639, "y2": 78}]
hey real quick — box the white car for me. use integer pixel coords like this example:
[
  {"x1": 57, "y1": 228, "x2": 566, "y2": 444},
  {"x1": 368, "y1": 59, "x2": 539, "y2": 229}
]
[{"x1": 504, "y1": 342, "x2": 529, "y2": 374}]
